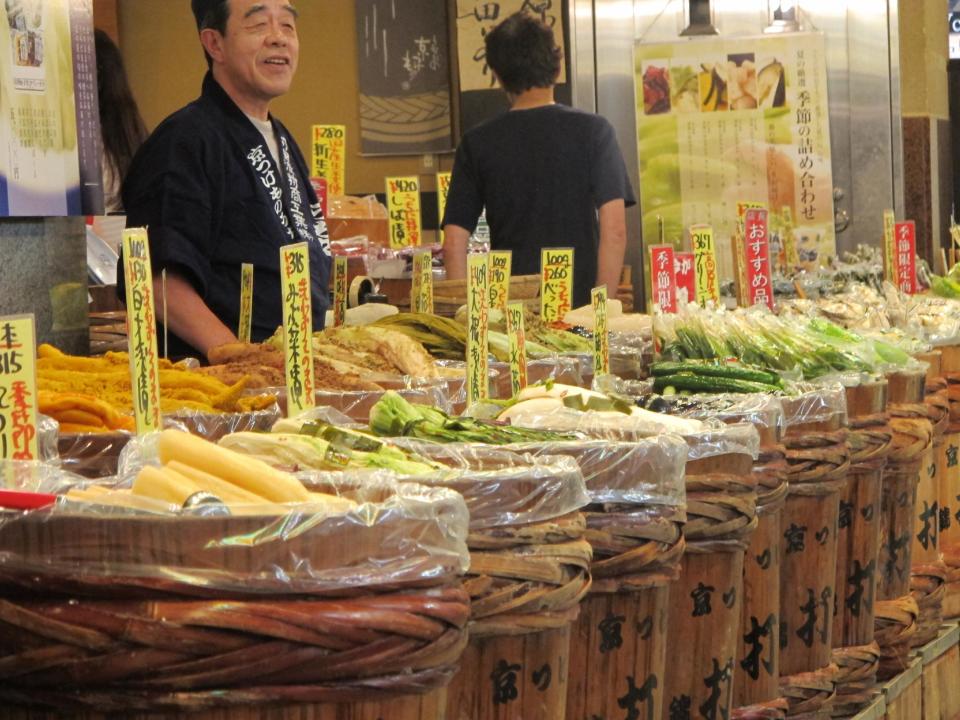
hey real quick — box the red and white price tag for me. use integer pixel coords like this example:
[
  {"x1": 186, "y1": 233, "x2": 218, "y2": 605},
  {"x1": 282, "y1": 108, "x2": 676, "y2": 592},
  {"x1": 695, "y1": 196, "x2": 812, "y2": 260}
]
[
  {"x1": 894, "y1": 221, "x2": 917, "y2": 295},
  {"x1": 744, "y1": 208, "x2": 774, "y2": 310},
  {"x1": 649, "y1": 244, "x2": 677, "y2": 313}
]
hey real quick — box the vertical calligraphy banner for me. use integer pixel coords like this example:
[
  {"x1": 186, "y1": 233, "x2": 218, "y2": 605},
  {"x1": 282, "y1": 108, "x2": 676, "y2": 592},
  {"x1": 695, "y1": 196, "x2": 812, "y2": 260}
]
[
  {"x1": 505, "y1": 301, "x2": 527, "y2": 397},
  {"x1": 386, "y1": 176, "x2": 423, "y2": 249},
  {"x1": 592, "y1": 286, "x2": 610, "y2": 376},
  {"x1": 122, "y1": 229, "x2": 163, "y2": 435},
  {"x1": 744, "y1": 209, "x2": 774, "y2": 310},
  {"x1": 540, "y1": 248, "x2": 574, "y2": 324},
  {"x1": 280, "y1": 243, "x2": 316, "y2": 417},
  {"x1": 467, "y1": 253, "x2": 490, "y2": 405},
  {"x1": 649, "y1": 244, "x2": 677, "y2": 313},
  {"x1": 691, "y1": 225, "x2": 721, "y2": 306},
  {"x1": 488, "y1": 250, "x2": 512, "y2": 312},
  {"x1": 333, "y1": 256, "x2": 348, "y2": 327},
  {"x1": 311, "y1": 125, "x2": 346, "y2": 196},
  {"x1": 894, "y1": 221, "x2": 917, "y2": 295},
  {"x1": 355, "y1": 0, "x2": 454, "y2": 154},
  {"x1": 0, "y1": 314, "x2": 38, "y2": 461},
  {"x1": 238, "y1": 263, "x2": 254, "y2": 343}
]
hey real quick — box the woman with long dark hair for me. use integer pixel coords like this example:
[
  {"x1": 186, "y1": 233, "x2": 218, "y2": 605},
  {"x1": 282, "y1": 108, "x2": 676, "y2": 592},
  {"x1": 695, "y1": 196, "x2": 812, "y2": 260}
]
[{"x1": 95, "y1": 29, "x2": 146, "y2": 213}]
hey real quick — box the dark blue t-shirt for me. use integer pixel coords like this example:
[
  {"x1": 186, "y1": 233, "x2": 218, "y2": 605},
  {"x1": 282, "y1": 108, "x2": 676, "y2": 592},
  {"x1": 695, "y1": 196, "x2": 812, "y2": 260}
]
[
  {"x1": 119, "y1": 74, "x2": 331, "y2": 360},
  {"x1": 442, "y1": 104, "x2": 636, "y2": 307}
]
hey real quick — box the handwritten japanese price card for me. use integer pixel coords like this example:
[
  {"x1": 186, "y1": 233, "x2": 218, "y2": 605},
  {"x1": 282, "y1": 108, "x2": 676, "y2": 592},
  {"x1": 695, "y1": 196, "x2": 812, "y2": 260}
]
[
  {"x1": 387, "y1": 176, "x2": 422, "y2": 249},
  {"x1": 0, "y1": 315, "x2": 38, "y2": 461},
  {"x1": 333, "y1": 256, "x2": 348, "y2": 327},
  {"x1": 122, "y1": 229, "x2": 163, "y2": 435},
  {"x1": 882, "y1": 210, "x2": 897, "y2": 284},
  {"x1": 541, "y1": 248, "x2": 574, "y2": 324},
  {"x1": 592, "y1": 287, "x2": 610, "y2": 377},
  {"x1": 239, "y1": 263, "x2": 254, "y2": 343},
  {"x1": 744, "y1": 209, "x2": 774, "y2": 310},
  {"x1": 437, "y1": 171, "x2": 452, "y2": 228},
  {"x1": 311, "y1": 125, "x2": 346, "y2": 196},
  {"x1": 505, "y1": 302, "x2": 528, "y2": 397},
  {"x1": 412, "y1": 250, "x2": 434, "y2": 314},
  {"x1": 281, "y1": 243, "x2": 316, "y2": 417},
  {"x1": 649, "y1": 244, "x2": 677, "y2": 313},
  {"x1": 691, "y1": 225, "x2": 720, "y2": 306},
  {"x1": 467, "y1": 253, "x2": 490, "y2": 405},
  {"x1": 489, "y1": 250, "x2": 512, "y2": 312}
]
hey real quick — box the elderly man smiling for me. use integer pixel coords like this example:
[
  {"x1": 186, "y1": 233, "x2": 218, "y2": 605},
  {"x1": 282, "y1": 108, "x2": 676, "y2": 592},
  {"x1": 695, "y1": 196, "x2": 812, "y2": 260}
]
[{"x1": 119, "y1": 0, "x2": 332, "y2": 361}]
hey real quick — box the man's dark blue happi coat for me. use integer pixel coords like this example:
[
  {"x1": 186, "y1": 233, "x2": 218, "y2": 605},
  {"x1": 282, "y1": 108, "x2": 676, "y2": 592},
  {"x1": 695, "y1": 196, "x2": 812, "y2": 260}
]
[{"x1": 118, "y1": 73, "x2": 331, "y2": 360}]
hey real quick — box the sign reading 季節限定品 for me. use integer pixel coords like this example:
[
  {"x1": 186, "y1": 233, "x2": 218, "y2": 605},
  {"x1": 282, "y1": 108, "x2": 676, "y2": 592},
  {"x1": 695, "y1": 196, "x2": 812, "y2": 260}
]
[
  {"x1": 280, "y1": 243, "x2": 316, "y2": 417},
  {"x1": 122, "y1": 229, "x2": 163, "y2": 435},
  {"x1": 0, "y1": 314, "x2": 38, "y2": 462},
  {"x1": 386, "y1": 176, "x2": 422, "y2": 249},
  {"x1": 649, "y1": 244, "x2": 677, "y2": 313},
  {"x1": 894, "y1": 221, "x2": 917, "y2": 295},
  {"x1": 636, "y1": 33, "x2": 836, "y2": 277},
  {"x1": 467, "y1": 253, "x2": 490, "y2": 405}
]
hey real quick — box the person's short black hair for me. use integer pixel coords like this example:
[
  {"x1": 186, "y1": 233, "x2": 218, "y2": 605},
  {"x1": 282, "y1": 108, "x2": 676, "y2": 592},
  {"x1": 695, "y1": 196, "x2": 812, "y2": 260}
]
[
  {"x1": 191, "y1": 0, "x2": 231, "y2": 68},
  {"x1": 484, "y1": 12, "x2": 562, "y2": 95}
]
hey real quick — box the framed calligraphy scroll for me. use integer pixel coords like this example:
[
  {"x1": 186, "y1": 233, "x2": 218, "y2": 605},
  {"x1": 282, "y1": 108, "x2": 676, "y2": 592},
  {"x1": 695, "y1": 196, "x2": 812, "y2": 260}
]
[
  {"x1": 455, "y1": 0, "x2": 572, "y2": 132},
  {"x1": 636, "y1": 32, "x2": 835, "y2": 278},
  {"x1": 355, "y1": 0, "x2": 454, "y2": 155}
]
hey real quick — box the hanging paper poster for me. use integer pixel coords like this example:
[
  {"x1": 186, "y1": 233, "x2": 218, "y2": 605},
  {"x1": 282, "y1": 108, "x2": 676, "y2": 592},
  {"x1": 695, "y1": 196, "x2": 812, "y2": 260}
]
[
  {"x1": 636, "y1": 32, "x2": 836, "y2": 280},
  {"x1": 0, "y1": 0, "x2": 102, "y2": 216}
]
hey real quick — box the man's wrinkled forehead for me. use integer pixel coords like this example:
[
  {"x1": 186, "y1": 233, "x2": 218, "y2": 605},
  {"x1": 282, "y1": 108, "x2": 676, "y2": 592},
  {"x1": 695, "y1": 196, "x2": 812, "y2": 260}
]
[{"x1": 232, "y1": 0, "x2": 299, "y2": 20}]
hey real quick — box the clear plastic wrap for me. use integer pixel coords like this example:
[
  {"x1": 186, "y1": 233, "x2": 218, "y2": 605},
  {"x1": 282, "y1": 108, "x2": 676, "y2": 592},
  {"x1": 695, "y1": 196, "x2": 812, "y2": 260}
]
[
  {"x1": 609, "y1": 332, "x2": 650, "y2": 380},
  {"x1": 490, "y1": 355, "x2": 585, "y2": 398},
  {"x1": 350, "y1": 441, "x2": 591, "y2": 529},
  {"x1": 505, "y1": 436, "x2": 687, "y2": 507},
  {"x1": 57, "y1": 409, "x2": 281, "y2": 479},
  {"x1": 781, "y1": 382, "x2": 848, "y2": 430},
  {"x1": 37, "y1": 414, "x2": 59, "y2": 463},
  {"x1": 0, "y1": 470, "x2": 470, "y2": 596}
]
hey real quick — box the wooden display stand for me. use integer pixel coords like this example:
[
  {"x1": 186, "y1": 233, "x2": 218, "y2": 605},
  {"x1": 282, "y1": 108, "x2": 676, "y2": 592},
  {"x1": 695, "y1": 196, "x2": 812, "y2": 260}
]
[
  {"x1": 917, "y1": 623, "x2": 960, "y2": 720},
  {"x1": 881, "y1": 657, "x2": 923, "y2": 720}
]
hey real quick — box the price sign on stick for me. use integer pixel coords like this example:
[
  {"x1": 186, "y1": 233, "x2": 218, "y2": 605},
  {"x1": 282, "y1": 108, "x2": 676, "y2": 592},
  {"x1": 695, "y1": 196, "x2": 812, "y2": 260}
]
[
  {"x1": 894, "y1": 221, "x2": 917, "y2": 295},
  {"x1": 437, "y1": 171, "x2": 452, "y2": 229},
  {"x1": 0, "y1": 315, "x2": 38, "y2": 461},
  {"x1": 882, "y1": 209, "x2": 897, "y2": 284},
  {"x1": 744, "y1": 209, "x2": 774, "y2": 310},
  {"x1": 674, "y1": 252, "x2": 695, "y2": 306},
  {"x1": 649, "y1": 244, "x2": 677, "y2": 313},
  {"x1": 489, "y1": 251, "x2": 512, "y2": 312},
  {"x1": 122, "y1": 229, "x2": 163, "y2": 435},
  {"x1": 592, "y1": 286, "x2": 610, "y2": 376},
  {"x1": 411, "y1": 250, "x2": 434, "y2": 314},
  {"x1": 280, "y1": 243, "x2": 316, "y2": 417},
  {"x1": 691, "y1": 225, "x2": 720, "y2": 306},
  {"x1": 505, "y1": 302, "x2": 528, "y2": 397},
  {"x1": 333, "y1": 256, "x2": 348, "y2": 327},
  {"x1": 541, "y1": 248, "x2": 574, "y2": 324},
  {"x1": 311, "y1": 125, "x2": 346, "y2": 196},
  {"x1": 467, "y1": 254, "x2": 490, "y2": 405},
  {"x1": 238, "y1": 263, "x2": 254, "y2": 343},
  {"x1": 386, "y1": 176, "x2": 422, "y2": 249}
]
